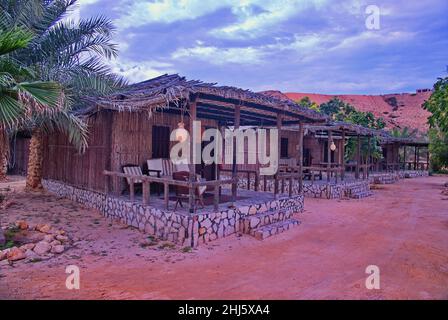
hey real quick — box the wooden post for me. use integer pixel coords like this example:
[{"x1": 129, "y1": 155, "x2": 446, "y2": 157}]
[
  {"x1": 254, "y1": 172, "x2": 259, "y2": 192},
  {"x1": 164, "y1": 182, "x2": 169, "y2": 210},
  {"x1": 274, "y1": 113, "x2": 282, "y2": 198},
  {"x1": 129, "y1": 177, "x2": 135, "y2": 201},
  {"x1": 413, "y1": 146, "x2": 417, "y2": 170},
  {"x1": 104, "y1": 174, "x2": 110, "y2": 195},
  {"x1": 426, "y1": 147, "x2": 430, "y2": 170},
  {"x1": 298, "y1": 122, "x2": 304, "y2": 193},
  {"x1": 367, "y1": 136, "x2": 371, "y2": 178},
  {"x1": 142, "y1": 180, "x2": 149, "y2": 205},
  {"x1": 341, "y1": 130, "x2": 345, "y2": 181},
  {"x1": 231, "y1": 104, "x2": 240, "y2": 203},
  {"x1": 403, "y1": 145, "x2": 407, "y2": 171},
  {"x1": 213, "y1": 182, "x2": 219, "y2": 211},
  {"x1": 327, "y1": 130, "x2": 332, "y2": 182},
  {"x1": 416, "y1": 146, "x2": 420, "y2": 170},
  {"x1": 355, "y1": 134, "x2": 360, "y2": 179},
  {"x1": 215, "y1": 123, "x2": 222, "y2": 200},
  {"x1": 188, "y1": 95, "x2": 197, "y2": 214}
]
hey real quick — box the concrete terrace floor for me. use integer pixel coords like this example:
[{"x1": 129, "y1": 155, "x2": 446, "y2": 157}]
[{"x1": 1, "y1": 175, "x2": 448, "y2": 299}]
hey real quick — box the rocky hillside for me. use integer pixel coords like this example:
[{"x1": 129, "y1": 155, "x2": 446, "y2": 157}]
[{"x1": 263, "y1": 90, "x2": 432, "y2": 132}]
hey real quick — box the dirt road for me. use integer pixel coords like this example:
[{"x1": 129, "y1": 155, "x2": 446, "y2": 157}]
[{"x1": 1, "y1": 176, "x2": 447, "y2": 299}]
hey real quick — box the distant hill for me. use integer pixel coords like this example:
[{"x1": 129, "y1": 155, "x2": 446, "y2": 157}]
[{"x1": 262, "y1": 90, "x2": 432, "y2": 132}]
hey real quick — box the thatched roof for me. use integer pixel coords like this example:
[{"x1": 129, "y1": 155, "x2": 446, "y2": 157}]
[
  {"x1": 87, "y1": 74, "x2": 327, "y2": 126},
  {"x1": 303, "y1": 121, "x2": 379, "y2": 137},
  {"x1": 285, "y1": 121, "x2": 429, "y2": 146}
]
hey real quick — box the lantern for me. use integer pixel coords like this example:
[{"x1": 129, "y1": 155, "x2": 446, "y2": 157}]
[
  {"x1": 330, "y1": 141, "x2": 337, "y2": 151},
  {"x1": 175, "y1": 122, "x2": 188, "y2": 142}
]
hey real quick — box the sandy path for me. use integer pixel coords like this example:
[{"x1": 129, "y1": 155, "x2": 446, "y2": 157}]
[{"x1": 1, "y1": 176, "x2": 447, "y2": 300}]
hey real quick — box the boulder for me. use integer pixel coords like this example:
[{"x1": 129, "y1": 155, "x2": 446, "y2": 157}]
[
  {"x1": 19, "y1": 243, "x2": 35, "y2": 251},
  {"x1": 55, "y1": 235, "x2": 69, "y2": 242},
  {"x1": 50, "y1": 240, "x2": 61, "y2": 246},
  {"x1": 15, "y1": 220, "x2": 29, "y2": 230},
  {"x1": 33, "y1": 241, "x2": 51, "y2": 255},
  {"x1": 25, "y1": 250, "x2": 40, "y2": 261},
  {"x1": 36, "y1": 224, "x2": 51, "y2": 233},
  {"x1": 6, "y1": 247, "x2": 26, "y2": 261},
  {"x1": 0, "y1": 250, "x2": 7, "y2": 261},
  {"x1": 43, "y1": 234, "x2": 54, "y2": 242},
  {"x1": 51, "y1": 245, "x2": 65, "y2": 254}
]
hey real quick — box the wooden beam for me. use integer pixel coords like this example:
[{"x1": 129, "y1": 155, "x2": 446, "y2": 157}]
[
  {"x1": 327, "y1": 130, "x2": 332, "y2": 182},
  {"x1": 274, "y1": 113, "x2": 282, "y2": 198},
  {"x1": 355, "y1": 134, "x2": 361, "y2": 179},
  {"x1": 231, "y1": 104, "x2": 240, "y2": 203},
  {"x1": 341, "y1": 130, "x2": 345, "y2": 181},
  {"x1": 403, "y1": 145, "x2": 407, "y2": 170},
  {"x1": 416, "y1": 146, "x2": 420, "y2": 170},
  {"x1": 198, "y1": 93, "x2": 314, "y2": 122},
  {"x1": 298, "y1": 122, "x2": 304, "y2": 193},
  {"x1": 367, "y1": 136, "x2": 371, "y2": 178},
  {"x1": 188, "y1": 95, "x2": 197, "y2": 214}
]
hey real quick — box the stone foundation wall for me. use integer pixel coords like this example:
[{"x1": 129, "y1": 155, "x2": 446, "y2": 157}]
[
  {"x1": 42, "y1": 179, "x2": 304, "y2": 247},
  {"x1": 398, "y1": 170, "x2": 429, "y2": 179},
  {"x1": 221, "y1": 173, "x2": 371, "y2": 199},
  {"x1": 369, "y1": 173, "x2": 400, "y2": 185}
]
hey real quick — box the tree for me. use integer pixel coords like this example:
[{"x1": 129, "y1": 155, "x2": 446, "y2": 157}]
[
  {"x1": 424, "y1": 76, "x2": 448, "y2": 172},
  {"x1": 0, "y1": 25, "x2": 62, "y2": 180},
  {"x1": 424, "y1": 77, "x2": 448, "y2": 134},
  {"x1": 428, "y1": 129, "x2": 448, "y2": 172},
  {"x1": 391, "y1": 126, "x2": 419, "y2": 139},
  {"x1": 297, "y1": 96, "x2": 319, "y2": 111},
  {"x1": 319, "y1": 97, "x2": 345, "y2": 118},
  {"x1": 2, "y1": 0, "x2": 126, "y2": 188}
]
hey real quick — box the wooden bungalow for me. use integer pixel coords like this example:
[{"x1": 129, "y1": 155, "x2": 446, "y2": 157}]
[{"x1": 40, "y1": 74, "x2": 326, "y2": 245}]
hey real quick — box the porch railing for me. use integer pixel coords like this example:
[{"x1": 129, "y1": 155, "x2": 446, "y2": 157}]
[{"x1": 103, "y1": 170, "x2": 237, "y2": 212}]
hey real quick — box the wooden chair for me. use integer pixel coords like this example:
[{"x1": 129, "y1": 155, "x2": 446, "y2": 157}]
[
  {"x1": 147, "y1": 158, "x2": 175, "y2": 195},
  {"x1": 172, "y1": 171, "x2": 206, "y2": 211},
  {"x1": 122, "y1": 165, "x2": 144, "y2": 194}
]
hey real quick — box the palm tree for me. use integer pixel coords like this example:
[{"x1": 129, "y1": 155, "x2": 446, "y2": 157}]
[
  {"x1": 391, "y1": 126, "x2": 419, "y2": 138},
  {"x1": 2, "y1": 0, "x2": 126, "y2": 188},
  {"x1": 0, "y1": 25, "x2": 62, "y2": 180}
]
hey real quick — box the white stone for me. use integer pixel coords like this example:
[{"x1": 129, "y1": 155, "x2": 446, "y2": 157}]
[
  {"x1": 33, "y1": 241, "x2": 51, "y2": 255},
  {"x1": 51, "y1": 245, "x2": 65, "y2": 254}
]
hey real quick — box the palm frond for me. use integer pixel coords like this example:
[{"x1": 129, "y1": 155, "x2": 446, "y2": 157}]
[
  {"x1": 0, "y1": 94, "x2": 24, "y2": 128},
  {"x1": 0, "y1": 27, "x2": 33, "y2": 56}
]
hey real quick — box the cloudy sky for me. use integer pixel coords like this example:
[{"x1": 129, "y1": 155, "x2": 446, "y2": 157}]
[{"x1": 77, "y1": 0, "x2": 448, "y2": 94}]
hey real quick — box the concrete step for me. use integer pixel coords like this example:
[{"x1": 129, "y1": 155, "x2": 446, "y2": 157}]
[
  {"x1": 240, "y1": 209, "x2": 292, "y2": 233},
  {"x1": 250, "y1": 218, "x2": 301, "y2": 240}
]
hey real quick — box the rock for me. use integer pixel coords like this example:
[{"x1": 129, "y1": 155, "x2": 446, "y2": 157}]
[
  {"x1": 43, "y1": 234, "x2": 54, "y2": 242},
  {"x1": 19, "y1": 243, "x2": 35, "y2": 251},
  {"x1": 36, "y1": 224, "x2": 51, "y2": 233},
  {"x1": 55, "y1": 235, "x2": 69, "y2": 242},
  {"x1": 33, "y1": 241, "x2": 51, "y2": 255},
  {"x1": 50, "y1": 240, "x2": 61, "y2": 246},
  {"x1": 0, "y1": 250, "x2": 7, "y2": 261},
  {"x1": 25, "y1": 249, "x2": 40, "y2": 261},
  {"x1": 51, "y1": 245, "x2": 65, "y2": 254},
  {"x1": 15, "y1": 220, "x2": 29, "y2": 230},
  {"x1": 6, "y1": 247, "x2": 26, "y2": 261}
]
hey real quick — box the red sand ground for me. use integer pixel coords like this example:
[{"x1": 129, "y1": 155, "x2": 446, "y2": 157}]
[
  {"x1": 262, "y1": 90, "x2": 432, "y2": 132},
  {"x1": 1, "y1": 176, "x2": 447, "y2": 300}
]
